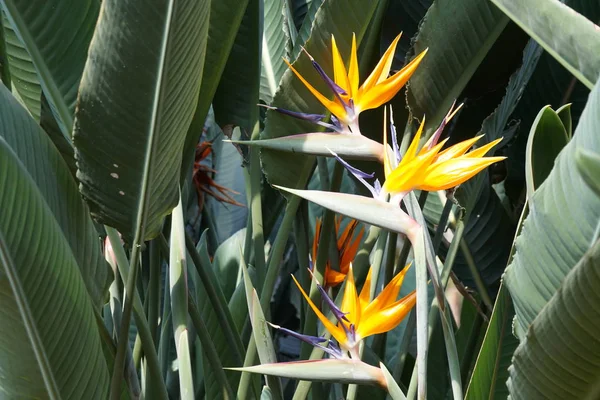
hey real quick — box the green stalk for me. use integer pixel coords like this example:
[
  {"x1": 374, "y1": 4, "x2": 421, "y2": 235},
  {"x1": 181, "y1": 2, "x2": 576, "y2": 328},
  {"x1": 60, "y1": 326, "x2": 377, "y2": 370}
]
[
  {"x1": 249, "y1": 129, "x2": 266, "y2": 289},
  {"x1": 184, "y1": 233, "x2": 245, "y2": 364},
  {"x1": 300, "y1": 162, "x2": 343, "y2": 359},
  {"x1": 293, "y1": 203, "x2": 311, "y2": 330},
  {"x1": 238, "y1": 193, "x2": 304, "y2": 399},
  {"x1": 148, "y1": 241, "x2": 161, "y2": 346},
  {"x1": 169, "y1": 197, "x2": 194, "y2": 399},
  {"x1": 459, "y1": 239, "x2": 493, "y2": 309},
  {"x1": 106, "y1": 227, "x2": 169, "y2": 400},
  {"x1": 188, "y1": 297, "x2": 235, "y2": 399},
  {"x1": 353, "y1": 225, "x2": 381, "y2": 282},
  {"x1": 392, "y1": 309, "x2": 416, "y2": 381},
  {"x1": 406, "y1": 219, "x2": 466, "y2": 400}
]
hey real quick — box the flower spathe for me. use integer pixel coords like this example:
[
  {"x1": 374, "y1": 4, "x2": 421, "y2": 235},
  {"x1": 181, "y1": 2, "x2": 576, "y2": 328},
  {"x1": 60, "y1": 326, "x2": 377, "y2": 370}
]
[
  {"x1": 312, "y1": 216, "x2": 364, "y2": 288},
  {"x1": 280, "y1": 33, "x2": 427, "y2": 134},
  {"x1": 292, "y1": 264, "x2": 416, "y2": 356}
]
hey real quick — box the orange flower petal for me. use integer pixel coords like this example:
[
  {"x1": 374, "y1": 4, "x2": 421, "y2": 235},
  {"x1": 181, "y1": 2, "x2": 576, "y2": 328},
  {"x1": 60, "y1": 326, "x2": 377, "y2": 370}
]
[
  {"x1": 360, "y1": 34, "x2": 402, "y2": 94},
  {"x1": 284, "y1": 58, "x2": 348, "y2": 121},
  {"x1": 291, "y1": 275, "x2": 348, "y2": 346},
  {"x1": 340, "y1": 264, "x2": 361, "y2": 327},
  {"x1": 356, "y1": 291, "x2": 416, "y2": 339},
  {"x1": 331, "y1": 35, "x2": 352, "y2": 97},
  {"x1": 362, "y1": 263, "x2": 411, "y2": 319},
  {"x1": 419, "y1": 157, "x2": 506, "y2": 191},
  {"x1": 434, "y1": 135, "x2": 484, "y2": 163},
  {"x1": 464, "y1": 137, "x2": 503, "y2": 159},
  {"x1": 348, "y1": 33, "x2": 360, "y2": 98},
  {"x1": 359, "y1": 267, "x2": 373, "y2": 307}
]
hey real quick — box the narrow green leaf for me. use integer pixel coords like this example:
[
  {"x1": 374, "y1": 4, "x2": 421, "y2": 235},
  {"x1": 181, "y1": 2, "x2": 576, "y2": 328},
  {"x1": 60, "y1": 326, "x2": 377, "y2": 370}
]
[
  {"x1": 556, "y1": 103, "x2": 573, "y2": 139},
  {"x1": 406, "y1": 0, "x2": 508, "y2": 134},
  {"x1": 465, "y1": 285, "x2": 519, "y2": 400},
  {"x1": 0, "y1": 138, "x2": 109, "y2": 399},
  {"x1": 74, "y1": 0, "x2": 209, "y2": 241},
  {"x1": 491, "y1": 0, "x2": 600, "y2": 89},
  {"x1": 1, "y1": 0, "x2": 99, "y2": 136}
]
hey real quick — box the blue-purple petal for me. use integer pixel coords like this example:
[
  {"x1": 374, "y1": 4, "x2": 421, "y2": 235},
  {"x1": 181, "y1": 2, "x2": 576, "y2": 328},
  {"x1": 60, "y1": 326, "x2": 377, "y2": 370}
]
[
  {"x1": 317, "y1": 283, "x2": 349, "y2": 323},
  {"x1": 329, "y1": 149, "x2": 379, "y2": 198}
]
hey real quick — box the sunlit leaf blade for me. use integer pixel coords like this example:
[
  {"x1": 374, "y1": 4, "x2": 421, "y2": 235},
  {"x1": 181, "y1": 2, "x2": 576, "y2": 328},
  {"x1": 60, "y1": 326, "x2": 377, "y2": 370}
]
[
  {"x1": 261, "y1": 0, "x2": 381, "y2": 189},
  {"x1": 465, "y1": 285, "x2": 518, "y2": 399},
  {"x1": 525, "y1": 106, "x2": 570, "y2": 199},
  {"x1": 74, "y1": 0, "x2": 209, "y2": 240},
  {"x1": 504, "y1": 79, "x2": 600, "y2": 340},
  {"x1": 508, "y1": 240, "x2": 600, "y2": 399},
  {"x1": 0, "y1": 84, "x2": 109, "y2": 309},
  {"x1": 406, "y1": 0, "x2": 508, "y2": 134},
  {"x1": 1, "y1": 0, "x2": 99, "y2": 136},
  {"x1": 229, "y1": 359, "x2": 386, "y2": 386},
  {"x1": 260, "y1": 0, "x2": 288, "y2": 103},
  {"x1": 491, "y1": 0, "x2": 600, "y2": 90},
  {"x1": 274, "y1": 187, "x2": 416, "y2": 235},
  {"x1": 235, "y1": 133, "x2": 385, "y2": 161},
  {"x1": 0, "y1": 138, "x2": 109, "y2": 399}
]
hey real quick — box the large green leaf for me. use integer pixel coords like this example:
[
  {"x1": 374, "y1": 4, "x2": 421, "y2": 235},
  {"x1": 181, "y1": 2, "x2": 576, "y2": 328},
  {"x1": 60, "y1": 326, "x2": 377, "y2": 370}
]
[
  {"x1": 74, "y1": 0, "x2": 210, "y2": 241},
  {"x1": 504, "y1": 79, "x2": 600, "y2": 340},
  {"x1": 464, "y1": 285, "x2": 518, "y2": 400},
  {"x1": 0, "y1": 138, "x2": 109, "y2": 399},
  {"x1": 491, "y1": 0, "x2": 600, "y2": 90},
  {"x1": 0, "y1": 84, "x2": 109, "y2": 308},
  {"x1": 1, "y1": 0, "x2": 99, "y2": 136},
  {"x1": 507, "y1": 239, "x2": 600, "y2": 399},
  {"x1": 181, "y1": 0, "x2": 249, "y2": 171},
  {"x1": 213, "y1": 0, "x2": 261, "y2": 131},
  {"x1": 2, "y1": 14, "x2": 40, "y2": 121},
  {"x1": 260, "y1": 0, "x2": 288, "y2": 103},
  {"x1": 260, "y1": 0, "x2": 381, "y2": 189},
  {"x1": 406, "y1": 0, "x2": 508, "y2": 134}
]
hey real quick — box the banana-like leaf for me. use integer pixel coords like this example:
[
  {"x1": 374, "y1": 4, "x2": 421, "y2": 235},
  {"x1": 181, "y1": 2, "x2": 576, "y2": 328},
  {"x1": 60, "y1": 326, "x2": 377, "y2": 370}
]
[
  {"x1": 229, "y1": 359, "x2": 386, "y2": 386},
  {"x1": 492, "y1": 0, "x2": 600, "y2": 90},
  {"x1": 235, "y1": 133, "x2": 385, "y2": 161},
  {"x1": 406, "y1": 0, "x2": 508, "y2": 134},
  {"x1": 464, "y1": 285, "x2": 518, "y2": 399},
  {"x1": 74, "y1": 0, "x2": 209, "y2": 241},
  {"x1": 213, "y1": 0, "x2": 261, "y2": 131},
  {"x1": 181, "y1": 0, "x2": 249, "y2": 165},
  {"x1": 0, "y1": 138, "x2": 109, "y2": 399},
  {"x1": 504, "y1": 79, "x2": 600, "y2": 340},
  {"x1": 260, "y1": 0, "x2": 288, "y2": 103},
  {"x1": 260, "y1": 0, "x2": 381, "y2": 189},
  {"x1": 2, "y1": 14, "x2": 41, "y2": 121},
  {"x1": 0, "y1": 84, "x2": 109, "y2": 308},
  {"x1": 213, "y1": 228, "x2": 246, "y2": 300},
  {"x1": 525, "y1": 106, "x2": 570, "y2": 199},
  {"x1": 507, "y1": 239, "x2": 600, "y2": 398},
  {"x1": 291, "y1": 0, "x2": 324, "y2": 58},
  {"x1": 1, "y1": 0, "x2": 99, "y2": 136},
  {"x1": 576, "y1": 148, "x2": 600, "y2": 198}
]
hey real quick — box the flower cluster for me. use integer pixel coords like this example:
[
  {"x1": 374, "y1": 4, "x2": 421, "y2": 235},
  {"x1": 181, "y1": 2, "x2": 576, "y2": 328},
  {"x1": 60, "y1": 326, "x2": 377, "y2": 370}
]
[{"x1": 237, "y1": 32, "x2": 505, "y2": 391}]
